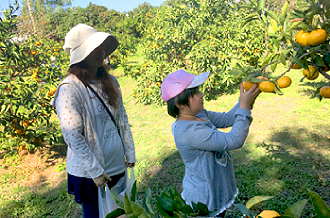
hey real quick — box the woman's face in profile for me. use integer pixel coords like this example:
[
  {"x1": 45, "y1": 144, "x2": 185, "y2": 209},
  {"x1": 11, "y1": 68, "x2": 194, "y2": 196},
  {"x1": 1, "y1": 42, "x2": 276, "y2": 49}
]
[{"x1": 84, "y1": 45, "x2": 105, "y2": 69}]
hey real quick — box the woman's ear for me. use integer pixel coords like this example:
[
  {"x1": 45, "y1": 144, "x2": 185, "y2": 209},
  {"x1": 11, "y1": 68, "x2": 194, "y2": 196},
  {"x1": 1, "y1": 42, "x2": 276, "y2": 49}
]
[
  {"x1": 175, "y1": 102, "x2": 187, "y2": 111},
  {"x1": 175, "y1": 102, "x2": 183, "y2": 110}
]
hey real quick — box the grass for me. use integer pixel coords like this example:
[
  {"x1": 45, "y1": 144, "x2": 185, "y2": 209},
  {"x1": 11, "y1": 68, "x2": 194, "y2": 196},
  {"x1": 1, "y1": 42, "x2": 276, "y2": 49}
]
[{"x1": 0, "y1": 53, "x2": 329, "y2": 217}]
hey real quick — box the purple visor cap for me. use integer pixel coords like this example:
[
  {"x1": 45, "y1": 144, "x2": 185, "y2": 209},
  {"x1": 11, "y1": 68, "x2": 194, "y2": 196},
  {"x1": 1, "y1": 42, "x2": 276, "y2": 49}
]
[{"x1": 161, "y1": 69, "x2": 210, "y2": 102}]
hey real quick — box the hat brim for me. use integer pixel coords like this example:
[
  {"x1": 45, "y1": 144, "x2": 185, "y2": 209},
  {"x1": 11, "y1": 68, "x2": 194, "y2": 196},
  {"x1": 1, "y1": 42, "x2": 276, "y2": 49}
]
[
  {"x1": 187, "y1": 71, "x2": 210, "y2": 89},
  {"x1": 69, "y1": 32, "x2": 118, "y2": 66}
]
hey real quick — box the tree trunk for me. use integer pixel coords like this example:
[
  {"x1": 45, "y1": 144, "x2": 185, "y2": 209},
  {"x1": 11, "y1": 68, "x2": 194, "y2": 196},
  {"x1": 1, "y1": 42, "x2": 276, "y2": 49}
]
[{"x1": 26, "y1": 0, "x2": 36, "y2": 32}]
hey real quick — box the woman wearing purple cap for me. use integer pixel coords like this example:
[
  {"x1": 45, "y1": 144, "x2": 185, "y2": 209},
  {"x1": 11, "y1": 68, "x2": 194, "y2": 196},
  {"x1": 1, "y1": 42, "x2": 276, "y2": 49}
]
[{"x1": 161, "y1": 69, "x2": 260, "y2": 217}]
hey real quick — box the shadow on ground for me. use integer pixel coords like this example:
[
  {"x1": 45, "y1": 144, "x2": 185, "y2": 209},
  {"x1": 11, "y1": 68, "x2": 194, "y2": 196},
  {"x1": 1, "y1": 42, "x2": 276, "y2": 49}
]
[
  {"x1": 233, "y1": 124, "x2": 330, "y2": 217},
  {"x1": 298, "y1": 80, "x2": 328, "y2": 98}
]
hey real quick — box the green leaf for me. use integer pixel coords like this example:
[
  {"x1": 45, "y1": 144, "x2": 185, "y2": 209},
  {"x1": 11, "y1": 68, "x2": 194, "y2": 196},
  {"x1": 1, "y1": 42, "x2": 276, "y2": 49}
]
[
  {"x1": 315, "y1": 55, "x2": 326, "y2": 67},
  {"x1": 250, "y1": 77, "x2": 264, "y2": 83},
  {"x1": 266, "y1": 10, "x2": 280, "y2": 23},
  {"x1": 110, "y1": 189, "x2": 124, "y2": 209},
  {"x1": 307, "y1": 189, "x2": 330, "y2": 218},
  {"x1": 105, "y1": 208, "x2": 125, "y2": 218},
  {"x1": 273, "y1": 38, "x2": 280, "y2": 48},
  {"x1": 243, "y1": 17, "x2": 260, "y2": 27},
  {"x1": 290, "y1": 57, "x2": 307, "y2": 68},
  {"x1": 289, "y1": 21, "x2": 303, "y2": 31},
  {"x1": 271, "y1": 61, "x2": 278, "y2": 72},
  {"x1": 268, "y1": 19, "x2": 279, "y2": 33},
  {"x1": 196, "y1": 202, "x2": 209, "y2": 215},
  {"x1": 244, "y1": 13, "x2": 259, "y2": 21},
  {"x1": 155, "y1": 200, "x2": 174, "y2": 218},
  {"x1": 208, "y1": 210, "x2": 219, "y2": 217},
  {"x1": 261, "y1": 52, "x2": 275, "y2": 68},
  {"x1": 270, "y1": 54, "x2": 279, "y2": 72},
  {"x1": 157, "y1": 193, "x2": 175, "y2": 212},
  {"x1": 180, "y1": 205, "x2": 193, "y2": 215},
  {"x1": 323, "y1": 53, "x2": 330, "y2": 66},
  {"x1": 257, "y1": 0, "x2": 266, "y2": 15},
  {"x1": 124, "y1": 192, "x2": 133, "y2": 215},
  {"x1": 131, "y1": 201, "x2": 150, "y2": 217},
  {"x1": 143, "y1": 188, "x2": 155, "y2": 215},
  {"x1": 243, "y1": 75, "x2": 251, "y2": 82},
  {"x1": 280, "y1": 1, "x2": 289, "y2": 23},
  {"x1": 234, "y1": 203, "x2": 251, "y2": 216},
  {"x1": 280, "y1": 52, "x2": 287, "y2": 65},
  {"x1": 130, "y1": 181, "x2": 137, "y2": 202},
  {"x1": 275, "y1": 85, "x2": 284, "y2": 95},
  {"x1": 268, "y1": 33, "x2": 282, "y2": 38},
  {"x1": 284, "y1": 199, "x2": 308, "y2": 218},
  {"x1": 262, "y1": 14, "x2": 268, "y2": 25},
  {"x1": 246, "y1": 196, "x2": 274, "y2": 209}
]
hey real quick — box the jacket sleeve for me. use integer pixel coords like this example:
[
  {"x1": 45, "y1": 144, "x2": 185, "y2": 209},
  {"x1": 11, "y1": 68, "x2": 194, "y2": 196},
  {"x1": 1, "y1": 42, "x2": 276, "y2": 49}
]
[
  {"x1": 113, "y1": 78, "x2": 136, "y2": 163},
  {"x1": 202, "y1": 101, "x2": 241, "y2": 128},
  {"x1": 55, "y1": 83, "x2": 104, "y2": 178},
  {"x1": 190, "y1": 108, "x2": 253, "y2": 151}
]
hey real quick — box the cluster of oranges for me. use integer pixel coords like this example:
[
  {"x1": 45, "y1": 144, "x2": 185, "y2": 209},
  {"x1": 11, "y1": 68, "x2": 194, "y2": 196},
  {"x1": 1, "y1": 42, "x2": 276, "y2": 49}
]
[
  {"x1": 294, "y1": 28, "x2": 330, "y2": 99},
  {"x1": 243, "y1": 76, "x2": 292, "y2": 93},
  {"x1": 295, "y1": 29, "x2": 328, "y2": 47},
  {"x1": 48, "y1": 87, "x2": 57, "y2": 97}
]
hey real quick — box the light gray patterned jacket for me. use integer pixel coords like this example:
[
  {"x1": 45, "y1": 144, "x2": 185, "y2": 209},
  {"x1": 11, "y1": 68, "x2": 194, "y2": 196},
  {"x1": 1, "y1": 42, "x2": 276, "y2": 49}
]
[{"x1": 51, "y1": 74, "x2": 136, "y2": 179}]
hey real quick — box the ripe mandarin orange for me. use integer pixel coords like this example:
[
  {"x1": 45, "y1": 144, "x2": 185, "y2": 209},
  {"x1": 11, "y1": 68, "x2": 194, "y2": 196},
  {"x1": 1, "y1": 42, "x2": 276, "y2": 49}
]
[
  {"x1": 303, "y1": 65, "x2": 319, "y2": 80},
  {"x1": 307, "y1": 29, "x2": 328, "y2": 46},
  {"x1": 320, "y1": 86, "x2": 330, "y2": 98},
  {"x1": 276, "y1": 76, "x2": 292, "y2": 88},
  {"x1": 289, "y1": 62, "x2": 301, "y2": 69},
  {"x1": 243, "y1": 81, "x2": 256, "y2": 90},
  {"x1": 259, "y1": 81, "x2": 275, "y2": 92},
  {"x1": 296, "y1": 30, "x2": 310, "y2": 47},
  {"x1": 257, "y1": 76, "x2": 268, "y2": 81}
]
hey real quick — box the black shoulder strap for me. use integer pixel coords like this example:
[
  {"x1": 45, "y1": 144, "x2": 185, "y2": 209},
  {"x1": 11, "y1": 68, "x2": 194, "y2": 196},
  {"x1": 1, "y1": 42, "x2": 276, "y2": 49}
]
[{"x1": 85, "y1": 84, "x2": 121, "y2": 137}]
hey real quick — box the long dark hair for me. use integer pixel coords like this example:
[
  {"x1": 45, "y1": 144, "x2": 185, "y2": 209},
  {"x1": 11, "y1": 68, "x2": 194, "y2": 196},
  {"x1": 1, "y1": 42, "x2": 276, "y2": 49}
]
[{"x1": 68, "y1": 62, "x2": 119, "y2": 109}]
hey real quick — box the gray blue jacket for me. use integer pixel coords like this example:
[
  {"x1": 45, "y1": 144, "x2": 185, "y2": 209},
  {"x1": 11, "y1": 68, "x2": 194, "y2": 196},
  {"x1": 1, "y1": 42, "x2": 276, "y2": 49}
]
[{"x1": 171, "y1": 103, "x2": 252, "y2": 214}]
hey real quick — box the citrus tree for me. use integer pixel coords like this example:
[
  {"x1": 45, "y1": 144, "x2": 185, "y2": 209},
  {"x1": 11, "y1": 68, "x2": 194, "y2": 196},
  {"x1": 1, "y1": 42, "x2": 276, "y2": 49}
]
[
  {"x1": 239, "y1": 0, "x2": 330, "y2": 99},
  {"x1": 0, "y1": 5, "x2": 66, "y2": 152},
  {"x1": 128, "y1": 0, "x2": 268, "y2": 104}
]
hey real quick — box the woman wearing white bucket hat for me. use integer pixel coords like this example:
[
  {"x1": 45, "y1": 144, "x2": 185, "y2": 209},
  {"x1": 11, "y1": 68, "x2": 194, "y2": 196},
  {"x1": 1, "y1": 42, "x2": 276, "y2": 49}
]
[{"x1": 51, "y1": 24, "x2": 136, "y2": 217}]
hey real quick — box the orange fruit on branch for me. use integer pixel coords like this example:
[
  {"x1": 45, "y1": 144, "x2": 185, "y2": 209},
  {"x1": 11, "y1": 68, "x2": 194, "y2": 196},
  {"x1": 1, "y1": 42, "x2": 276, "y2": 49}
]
[
  {"x1": 303, "y1": 65, "x2": 319, "y2": 80},
  {"x1": 296, "y1": 30, "x2": 310, "y2": 47},
  {"x1": 289, "y1": 62, "x2": 301, "y2": 69},
  {"x1": 257, "y1": 76, "x2": 268, "y2": 81},
  {"x1": 243, "y1": 81, "x2": 256, "y2": 90},
  {"x1": 259, "y1": 81, "x2": 275, "y2": 92},
  {"x1": 307, "y1": 29, "x2": 328, "y2": 46},
  {"x1": 257, "y1": 210, "x2": 280, "y2": 218},
  {"x1": 276, "y1": 76, "x2": 292, "y2": 88},
  {"x1": 23, "y1": 120, "x2": 29, "y2": 127},
  {"x1": 320, "y1": 86, "x2": 330, "y2": 98}
]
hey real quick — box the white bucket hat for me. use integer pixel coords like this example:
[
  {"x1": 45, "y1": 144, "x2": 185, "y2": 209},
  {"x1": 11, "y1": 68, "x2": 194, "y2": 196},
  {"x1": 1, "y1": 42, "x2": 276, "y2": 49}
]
[{"x1": 63, "y1": 24, "x2": 119, "y2": 67}]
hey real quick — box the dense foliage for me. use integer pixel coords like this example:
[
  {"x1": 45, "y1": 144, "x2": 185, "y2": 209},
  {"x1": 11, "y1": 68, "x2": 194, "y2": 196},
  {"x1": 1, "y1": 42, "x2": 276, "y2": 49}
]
[{"x1": 0, "y1": 3, "x2": 67, "y2": 152}]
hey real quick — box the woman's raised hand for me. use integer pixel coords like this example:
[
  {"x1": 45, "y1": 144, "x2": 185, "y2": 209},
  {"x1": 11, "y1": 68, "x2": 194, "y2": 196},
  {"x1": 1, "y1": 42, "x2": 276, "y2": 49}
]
[{"x1": 239, "y1": 83, "x2": 261, "y2": 110}]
